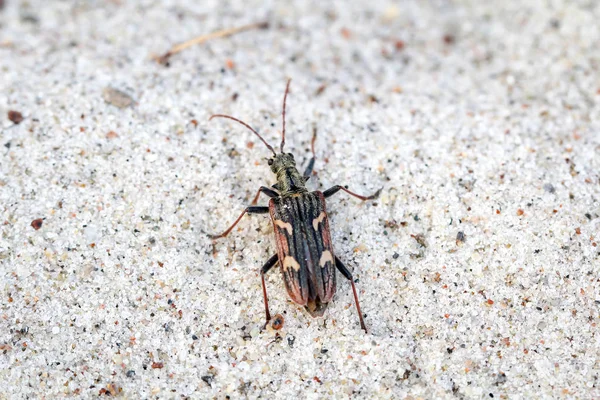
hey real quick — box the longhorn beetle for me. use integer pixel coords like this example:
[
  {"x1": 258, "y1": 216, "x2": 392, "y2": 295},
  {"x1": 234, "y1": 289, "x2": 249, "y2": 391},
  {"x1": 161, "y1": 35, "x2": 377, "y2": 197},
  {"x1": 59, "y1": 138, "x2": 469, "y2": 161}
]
[{"x1": 209, "y1": 80, "x2": 380, "y2": 332}]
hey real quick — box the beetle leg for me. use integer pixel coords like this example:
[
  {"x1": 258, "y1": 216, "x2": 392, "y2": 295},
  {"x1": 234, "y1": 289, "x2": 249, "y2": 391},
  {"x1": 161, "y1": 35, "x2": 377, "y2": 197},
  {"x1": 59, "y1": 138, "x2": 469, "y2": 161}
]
[
  {"x1": 335, "y1": 256, "x2": 367, "y2": 333},
  {"x1": 260, "y1": 254, "x2": 279, "y2": 324},
  {"x1": 323, "y1": 185, "x2": 381, "y2": 201},
  {"x1": 303, "y1": 126, "x2": 318, "y2": 179},
  {"x1": 208, "y1": 206, "x2": 269, "y2": 239},
  {"x1": 251, "y1": 186, "x2": 279, "y2": 205},
  {"x1": 303, "y1": 162, "x2": 315, "y2": 182}
]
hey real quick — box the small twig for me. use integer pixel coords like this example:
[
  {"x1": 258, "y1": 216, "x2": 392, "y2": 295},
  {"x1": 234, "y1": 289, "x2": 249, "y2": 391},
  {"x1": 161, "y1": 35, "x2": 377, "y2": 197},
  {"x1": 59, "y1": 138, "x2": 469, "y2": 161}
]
[{"x1": 154, "y1": 21, "x2": 269, "y2": 65}]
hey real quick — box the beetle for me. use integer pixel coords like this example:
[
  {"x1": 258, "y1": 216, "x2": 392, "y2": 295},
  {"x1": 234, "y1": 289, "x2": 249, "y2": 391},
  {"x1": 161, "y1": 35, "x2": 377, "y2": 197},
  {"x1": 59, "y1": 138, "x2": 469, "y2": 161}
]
[{"x1": 208, "y1": 80, "x2": 380, "y2": 332}]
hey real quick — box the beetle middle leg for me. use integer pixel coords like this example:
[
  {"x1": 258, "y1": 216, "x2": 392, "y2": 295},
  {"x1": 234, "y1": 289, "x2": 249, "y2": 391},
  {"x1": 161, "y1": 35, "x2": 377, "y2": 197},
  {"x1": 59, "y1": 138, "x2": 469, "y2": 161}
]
[
  {"x1": 323, "y1": 185, "x2": 381, "y2": 201},
  {"x1": 260, "y1": 254, "x2": 279, "y2": 324},
  {"x1": 208, "y1": 206, "x2": 269, "y2": 239},
  {"x1": 335, "y1": 256, "x2": 367, "y2": 333}
]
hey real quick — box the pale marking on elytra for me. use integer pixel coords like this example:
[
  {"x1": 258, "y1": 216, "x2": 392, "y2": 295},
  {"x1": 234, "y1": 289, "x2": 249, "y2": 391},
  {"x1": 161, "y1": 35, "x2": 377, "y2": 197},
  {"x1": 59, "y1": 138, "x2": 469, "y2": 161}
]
[
  {"x1": 319, "y1": 251, "x2": 334, "y2": 268},
  {"x1": 274, "y1": 219, "x2": 293, "y2": 235},
  {"x1": 312, "y1": 212, "x2": 326, "y2": 231},
  {"x1": 283, "y1": 256, "x2": 301, "y2": 272}
]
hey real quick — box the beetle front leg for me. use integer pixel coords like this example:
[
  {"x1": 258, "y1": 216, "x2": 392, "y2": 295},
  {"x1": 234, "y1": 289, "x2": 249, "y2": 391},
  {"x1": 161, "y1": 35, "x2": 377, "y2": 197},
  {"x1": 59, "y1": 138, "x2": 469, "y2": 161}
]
[
  {"x1": 303, "y1": 126, "x2": 317, "y2": 180},
  {"x1": 323, "y1": 185, "x2": 381, "y2": 201},
  {"x1": 335, "y1": 256, "x2": 367, "y2": 333},
  {"x1": 251, "y1": 186, "x2": 279, "y2": 205},
  {"x1": 208, "y1": 206, "x2": 269, "y2": 239},
  {"x1": 260, "y1": 254, "x2": 279, "y2": 324}
]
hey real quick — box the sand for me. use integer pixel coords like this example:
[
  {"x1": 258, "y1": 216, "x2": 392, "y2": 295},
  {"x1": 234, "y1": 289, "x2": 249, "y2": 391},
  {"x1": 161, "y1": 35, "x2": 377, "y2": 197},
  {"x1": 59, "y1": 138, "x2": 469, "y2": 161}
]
[{"x1": 1, "y1": 1, "x2": 599, "y2": 398}]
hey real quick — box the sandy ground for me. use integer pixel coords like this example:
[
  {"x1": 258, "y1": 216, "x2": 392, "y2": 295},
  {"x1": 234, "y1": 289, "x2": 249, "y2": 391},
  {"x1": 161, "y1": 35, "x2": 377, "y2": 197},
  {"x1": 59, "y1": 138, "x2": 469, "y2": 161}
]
[{"x1": 1, "y1": 1, "x2": 599, "y2": 398}]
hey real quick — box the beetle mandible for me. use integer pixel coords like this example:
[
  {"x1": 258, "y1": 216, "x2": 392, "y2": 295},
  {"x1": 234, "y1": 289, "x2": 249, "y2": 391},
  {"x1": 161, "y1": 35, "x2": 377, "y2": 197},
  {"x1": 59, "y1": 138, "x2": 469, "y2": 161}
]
[{"x1": 209, "y1": 80, "x2": 380, "y2": 332}]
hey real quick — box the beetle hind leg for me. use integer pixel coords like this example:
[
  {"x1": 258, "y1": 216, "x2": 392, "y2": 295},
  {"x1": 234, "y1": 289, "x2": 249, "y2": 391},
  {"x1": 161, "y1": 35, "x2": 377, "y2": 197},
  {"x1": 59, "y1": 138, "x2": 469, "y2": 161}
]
[
  {"x1": 260, "y1": 254, "x2": 279, "y2": 325},
  {"x1": 335, "y1": 256, "x2": 368, "y2": 333}
]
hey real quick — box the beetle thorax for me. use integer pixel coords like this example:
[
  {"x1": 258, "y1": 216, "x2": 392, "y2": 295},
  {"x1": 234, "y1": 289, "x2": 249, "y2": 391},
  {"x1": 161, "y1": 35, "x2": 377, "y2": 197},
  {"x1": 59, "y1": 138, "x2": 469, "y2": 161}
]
[{"x1": 269, "y1": 153, "x2": 307, "y2": 196}]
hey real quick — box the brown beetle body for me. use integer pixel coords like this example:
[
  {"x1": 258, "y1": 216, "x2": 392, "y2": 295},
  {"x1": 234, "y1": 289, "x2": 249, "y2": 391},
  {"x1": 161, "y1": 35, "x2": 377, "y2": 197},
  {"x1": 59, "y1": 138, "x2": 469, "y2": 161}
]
[
  {"x1": 209, "y1": 80, "x2": 380, "y2": 332},
  {"x1": 269, "y1": 191, "x2": 335, "y2": 317}
]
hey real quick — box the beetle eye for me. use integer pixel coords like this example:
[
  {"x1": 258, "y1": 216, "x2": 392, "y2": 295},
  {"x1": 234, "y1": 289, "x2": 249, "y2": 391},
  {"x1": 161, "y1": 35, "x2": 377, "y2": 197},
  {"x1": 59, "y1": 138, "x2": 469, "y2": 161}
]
[
  {"x1": 268, "y1": 159, "x2": 274, "y2": 166},
  {"x1": 288, "y1": 153, "x2": 294, "y2": 158}
]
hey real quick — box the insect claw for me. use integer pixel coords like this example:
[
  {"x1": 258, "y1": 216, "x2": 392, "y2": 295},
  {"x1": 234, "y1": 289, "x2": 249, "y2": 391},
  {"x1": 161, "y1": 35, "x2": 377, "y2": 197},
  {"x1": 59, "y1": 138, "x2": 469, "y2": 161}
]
[
  {"x1": 260, "y1": 320, "x2": 269, "y2": 332},
  {"x1": 367, "y1": 187, "x2": 383, "y2": 200},
  {"x1": 199, "y1": 227, "x2": 219, "y2": 239}
]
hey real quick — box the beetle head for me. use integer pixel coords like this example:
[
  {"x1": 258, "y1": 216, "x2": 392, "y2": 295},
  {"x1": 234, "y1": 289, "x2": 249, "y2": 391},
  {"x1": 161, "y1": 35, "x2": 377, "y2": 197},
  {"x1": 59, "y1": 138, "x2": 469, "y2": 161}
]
[{"x1": 268, "y1": 152, "x2": 296, "y2": 174}]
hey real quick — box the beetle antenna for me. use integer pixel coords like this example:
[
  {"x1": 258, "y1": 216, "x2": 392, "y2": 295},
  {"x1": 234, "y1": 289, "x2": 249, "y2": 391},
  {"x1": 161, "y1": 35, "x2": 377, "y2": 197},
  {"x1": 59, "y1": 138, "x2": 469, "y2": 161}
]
[
  {"x1": 209, "y1": 114, "x2": 276, "y2": 156},
  {"x1": 280, "y1": 79, "x2": 291, "y2": 153}
]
